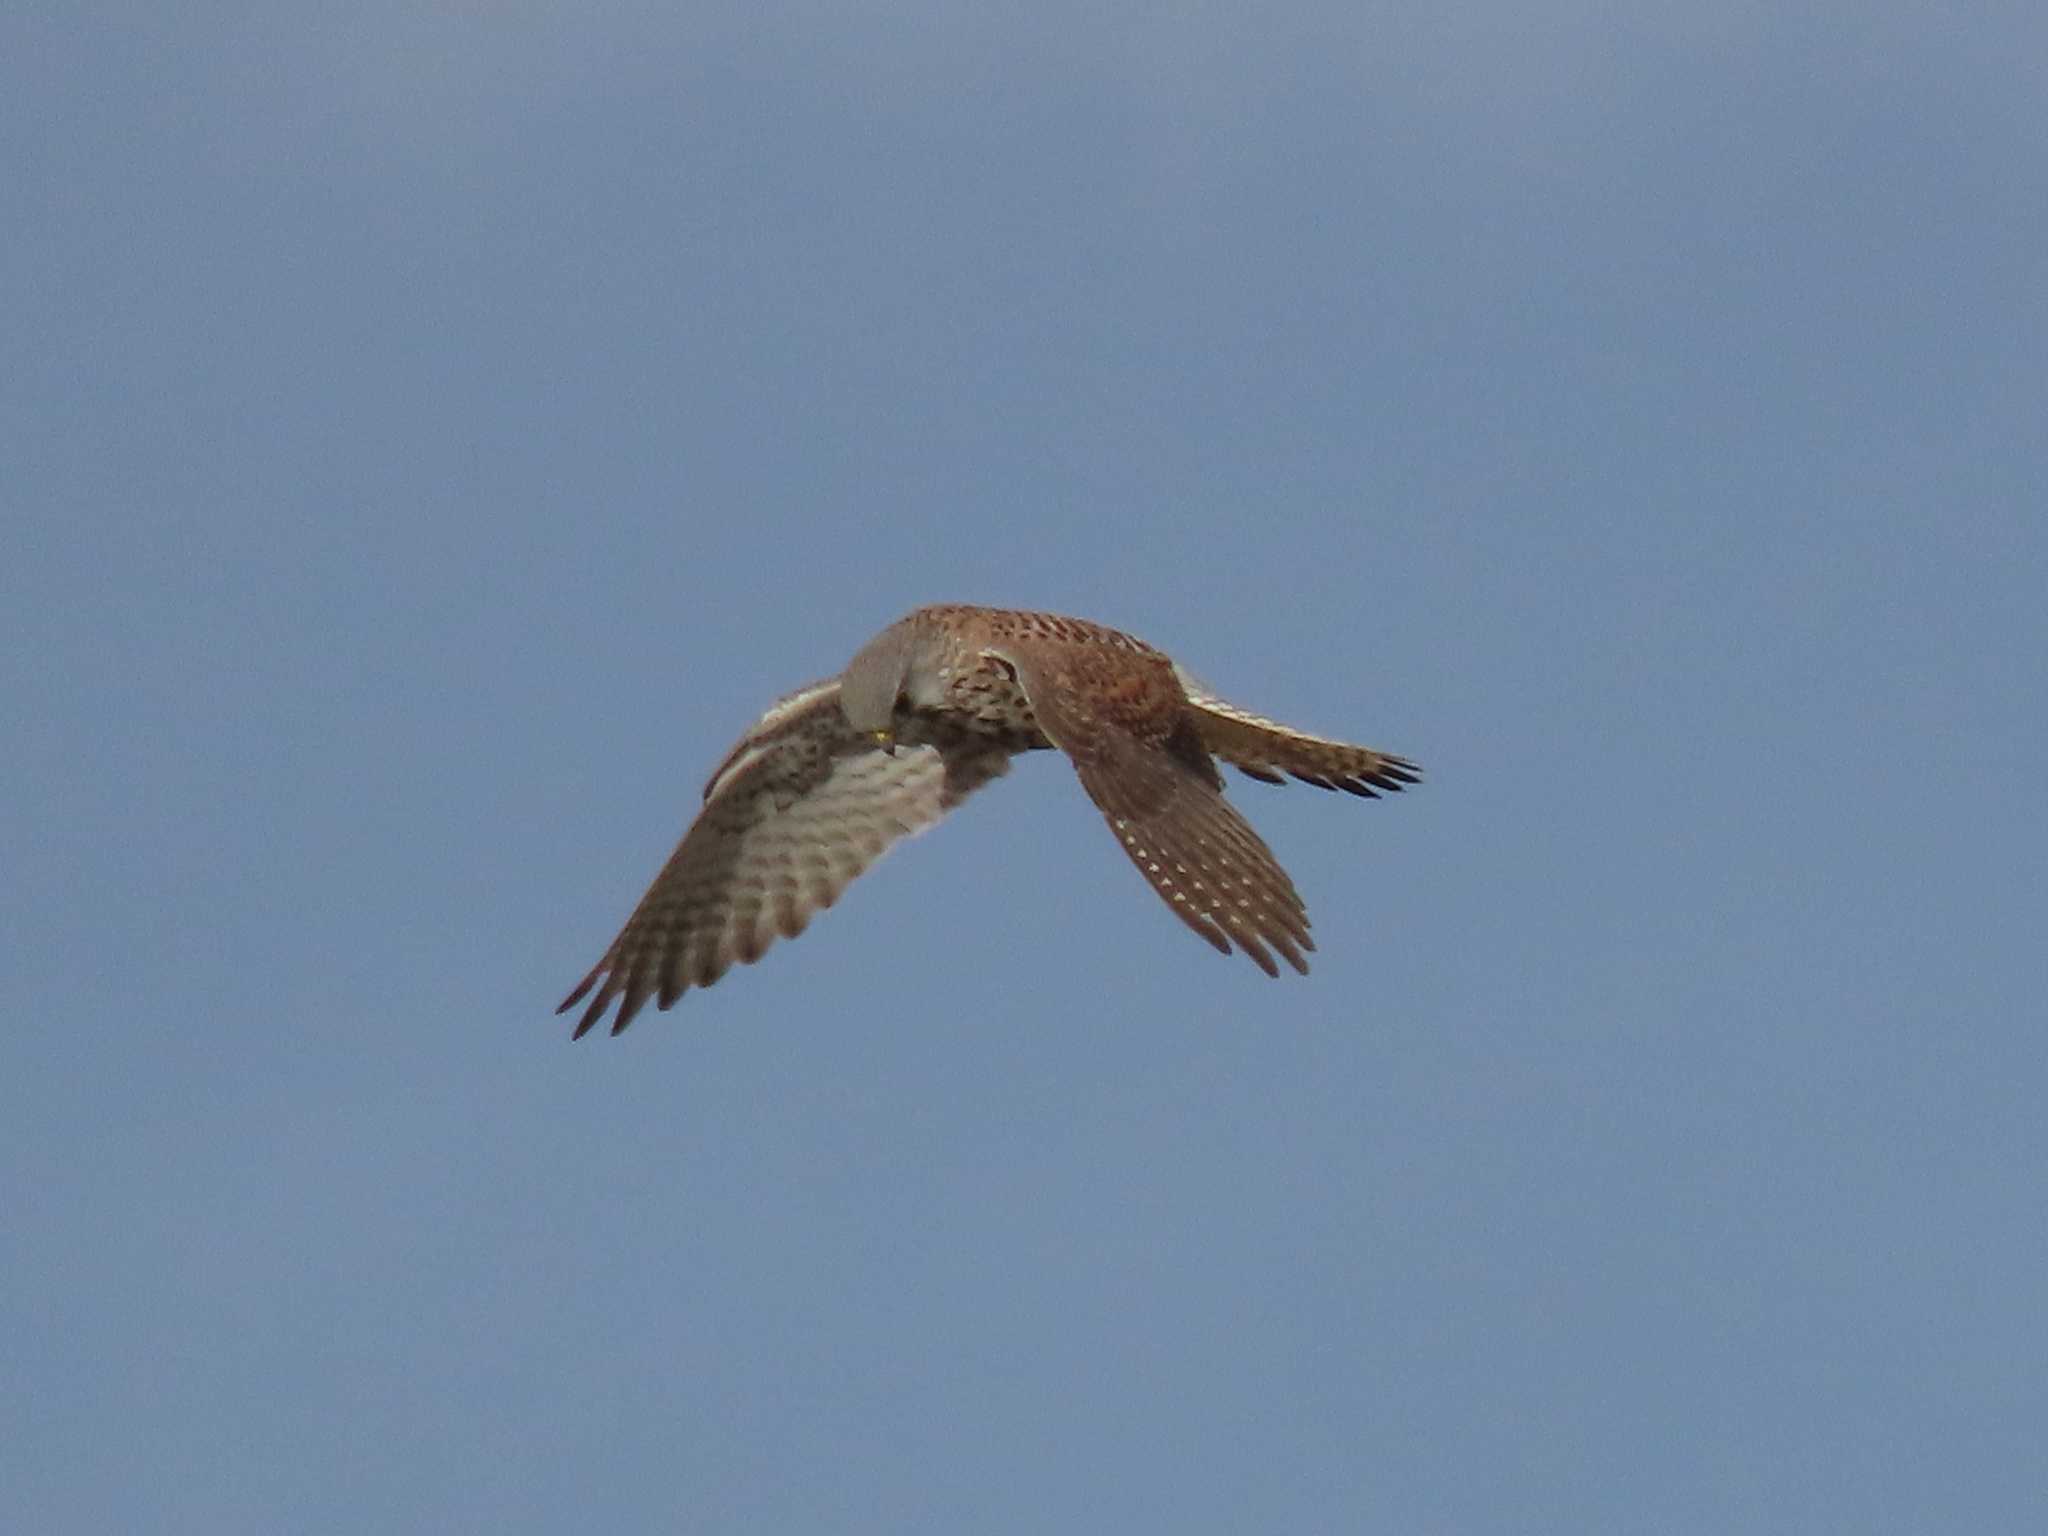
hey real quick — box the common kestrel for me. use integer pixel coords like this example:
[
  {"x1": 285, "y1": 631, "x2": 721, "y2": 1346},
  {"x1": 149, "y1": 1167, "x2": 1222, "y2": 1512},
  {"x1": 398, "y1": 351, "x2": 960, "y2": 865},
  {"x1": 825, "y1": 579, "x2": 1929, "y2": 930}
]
[{"x1": 559, "y1": 604, "x2": 1419, "y2": 1037}]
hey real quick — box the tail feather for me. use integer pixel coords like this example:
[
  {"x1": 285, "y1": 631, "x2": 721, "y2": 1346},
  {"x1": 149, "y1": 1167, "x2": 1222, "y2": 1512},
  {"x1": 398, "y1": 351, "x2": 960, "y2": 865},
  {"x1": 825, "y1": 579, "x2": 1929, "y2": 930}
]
[{"x1": 1176, "y1": 675, "x2": 1421, "y2": 798}]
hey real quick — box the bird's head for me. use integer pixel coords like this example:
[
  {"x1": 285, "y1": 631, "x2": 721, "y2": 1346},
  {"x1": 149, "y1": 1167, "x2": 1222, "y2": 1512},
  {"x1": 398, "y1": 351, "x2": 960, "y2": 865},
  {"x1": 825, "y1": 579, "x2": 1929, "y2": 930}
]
[{"x1": 839, "y1": 620, "x2": 921, "y2": 748}]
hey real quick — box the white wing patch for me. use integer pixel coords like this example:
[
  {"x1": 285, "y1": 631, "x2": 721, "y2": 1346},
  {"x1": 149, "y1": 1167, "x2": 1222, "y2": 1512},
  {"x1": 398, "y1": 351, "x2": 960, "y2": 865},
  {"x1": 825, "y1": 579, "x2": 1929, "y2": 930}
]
[{"x1": 702, "y1": 677, "x2": 842, "y2": 802}]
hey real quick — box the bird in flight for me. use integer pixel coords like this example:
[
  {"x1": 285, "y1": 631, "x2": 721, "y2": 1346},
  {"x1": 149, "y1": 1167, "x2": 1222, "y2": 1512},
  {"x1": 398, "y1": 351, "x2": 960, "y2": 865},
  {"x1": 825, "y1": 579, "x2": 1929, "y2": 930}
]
[{"x1": 559, "y1": 604, "x2": 1419, "y2": 1037}]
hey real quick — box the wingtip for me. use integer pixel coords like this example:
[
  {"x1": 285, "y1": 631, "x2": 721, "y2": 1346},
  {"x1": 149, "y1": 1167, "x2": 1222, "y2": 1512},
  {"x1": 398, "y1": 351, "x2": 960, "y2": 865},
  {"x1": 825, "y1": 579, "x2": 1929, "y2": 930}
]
[
  {"x1": 562, "y1": 965, "x2": 623, "y2": 1039},
  {"x1": 557, "y1": 969, "x2": 598, "y2": 1015},
  {"x1": 1380, "y1": 756, "x2": 1423, "y2": 786}
]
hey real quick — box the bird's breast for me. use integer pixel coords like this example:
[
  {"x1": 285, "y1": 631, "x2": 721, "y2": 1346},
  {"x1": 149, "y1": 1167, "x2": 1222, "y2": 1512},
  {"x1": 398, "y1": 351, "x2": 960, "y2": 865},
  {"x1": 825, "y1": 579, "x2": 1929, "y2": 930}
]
[{"x1": 921, "y1": 657, "x2": 1049, "y2": 748}]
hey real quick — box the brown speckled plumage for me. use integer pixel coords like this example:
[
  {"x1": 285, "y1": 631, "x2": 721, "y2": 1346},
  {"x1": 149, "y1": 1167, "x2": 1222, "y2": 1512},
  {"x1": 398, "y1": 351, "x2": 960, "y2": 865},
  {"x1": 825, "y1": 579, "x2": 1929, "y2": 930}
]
[{"x1": 558, "y1": 604, "x2": 1419, "y2": 1037}]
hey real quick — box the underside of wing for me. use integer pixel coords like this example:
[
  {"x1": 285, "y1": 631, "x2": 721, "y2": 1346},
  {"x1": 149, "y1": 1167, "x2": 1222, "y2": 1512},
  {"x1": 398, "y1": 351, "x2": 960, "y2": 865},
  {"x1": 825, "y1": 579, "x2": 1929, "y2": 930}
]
[
  {"x1": 559, "y1": 685, "x2": 1011, "y2": 1037},
  {"x1": 1173, "y1": 667, "x2": 1421, "y2": 797}
]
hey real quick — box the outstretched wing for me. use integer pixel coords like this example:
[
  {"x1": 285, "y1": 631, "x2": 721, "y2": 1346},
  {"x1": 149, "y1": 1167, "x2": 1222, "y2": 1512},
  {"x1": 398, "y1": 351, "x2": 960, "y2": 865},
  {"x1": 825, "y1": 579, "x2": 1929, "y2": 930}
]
[
  {"x1": 997, "y1": 643, "x2": 1315, "y2": 977},
  {"x1": 558, "y1": 681, "x2": 1011, "y2": 1037},
  {"x1": 1173, "y1": 665, "x2": 1421, "y2": 796}
]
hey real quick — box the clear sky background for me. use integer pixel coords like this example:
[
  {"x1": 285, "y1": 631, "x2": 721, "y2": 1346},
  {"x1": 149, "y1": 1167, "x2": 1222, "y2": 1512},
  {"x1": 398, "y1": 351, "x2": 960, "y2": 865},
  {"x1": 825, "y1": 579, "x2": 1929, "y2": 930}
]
[{"x1": 7, "y1": 5, "x2": 2045, "y2": 1532}]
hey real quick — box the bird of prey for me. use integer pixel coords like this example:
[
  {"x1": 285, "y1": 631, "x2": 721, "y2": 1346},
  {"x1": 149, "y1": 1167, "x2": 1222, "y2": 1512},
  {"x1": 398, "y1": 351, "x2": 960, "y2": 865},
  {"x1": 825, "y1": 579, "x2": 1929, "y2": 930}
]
[{"x1": 559, "y1": 604, "x2": 1419, "y2": 1037}]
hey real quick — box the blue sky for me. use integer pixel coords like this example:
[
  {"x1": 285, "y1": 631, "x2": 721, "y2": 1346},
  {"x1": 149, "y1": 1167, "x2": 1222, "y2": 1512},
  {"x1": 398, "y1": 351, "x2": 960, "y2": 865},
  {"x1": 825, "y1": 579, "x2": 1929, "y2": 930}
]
[{"x1": 7, "y1": 4, "x2": 2045, "y2": 1531}]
